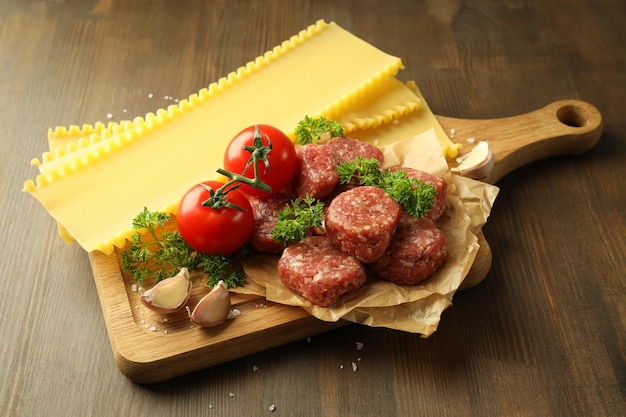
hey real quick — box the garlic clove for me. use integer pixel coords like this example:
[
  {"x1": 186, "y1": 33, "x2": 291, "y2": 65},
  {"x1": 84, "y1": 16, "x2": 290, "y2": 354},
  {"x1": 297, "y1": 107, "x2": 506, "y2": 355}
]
[
  {"x1": 187, "y1": 280, "x2": 232, "y2": 328},
  {"x1": 452, "y1": 141, "x2": 494, "y2": 179},
  {"x1": 140, "y1": 268, "x2": 192, "y2": 314}
]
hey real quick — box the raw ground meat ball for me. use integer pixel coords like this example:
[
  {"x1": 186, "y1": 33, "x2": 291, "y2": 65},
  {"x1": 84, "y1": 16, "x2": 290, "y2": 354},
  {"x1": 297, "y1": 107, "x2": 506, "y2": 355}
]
[
  {"x1": 247, "y1": 193, "x2": 292, "y2": 253},
  {"x1": 389, "y1": 166, "x2": 447, "y2": 221},
  {"x1": 327, "y1": 137, "x2": 385, "y2": 165},
  {"x1": 292, "y1": 143, "x2": 339, "y2": 199},
  {"x1": 277, "y1": 236, "x2": 366, "y2": 307},
  {"x1": 371, "y1": 213, "x2": 447, "y2": 285},
  {"x1": 325, "y1": 186, "x2": 402, "y2": 263}
]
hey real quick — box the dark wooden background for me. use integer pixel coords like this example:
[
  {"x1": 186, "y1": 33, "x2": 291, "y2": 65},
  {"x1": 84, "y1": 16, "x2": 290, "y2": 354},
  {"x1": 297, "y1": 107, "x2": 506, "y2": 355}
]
[{"x1": 1, "y1": 1, "x2": 624, "y2": 416}]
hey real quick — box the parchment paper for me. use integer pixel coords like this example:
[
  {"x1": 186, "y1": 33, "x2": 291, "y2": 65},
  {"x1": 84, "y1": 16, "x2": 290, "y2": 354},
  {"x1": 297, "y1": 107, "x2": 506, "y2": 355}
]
[{"x1": 236, "y1": 129, "x2": 499, "y2": 336}]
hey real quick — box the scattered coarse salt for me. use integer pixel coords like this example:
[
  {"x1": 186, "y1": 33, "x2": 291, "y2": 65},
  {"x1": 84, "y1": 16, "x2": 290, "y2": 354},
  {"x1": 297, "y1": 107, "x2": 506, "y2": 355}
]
[
  {"x1": 122, "y1": 109, "x2": 128, "y2": 113},
  {"x1": 149, "y1": 326, "x2": 157, "y2": 332},
  {"x1": 163, "y1": 318, "x2": 168, "y2": 323},
  {"x1": 229, "y1": 392, "x2": 235, "y2": 398},
  {"x1": 227, "y1": 309, "x2": 241, "y2": 319},
  {"x1": 163, "y1": 330, "x2": 168, "y2": 334},
  {"x1": 208, "y1": 404, "x2": 213, "y2": 409},
  {"x1": 467, "y1": 137, "x2": 476, "y2": 143},
  {"x1": 106, "y1": 113, "x2": 113, "y2": 119},
  {"x1": 148, "y1": 93, "x2": 154, "y2": 98},
  {"x1": 252, "y1": 365, "x2": 259, "y2": 372},
  {"x1": 450, "y1": 128, "x2": 456, "y2": 138},
  {"x1": 339, "y1": 364, "x2": 344, "y2": 369},
  {"x1": 269, "y1": 404, "x2": 276, "y2": 412},
  {"x1": 352, "y1": 362, "x2": 358, "y2": 372},
  {"x1": 131, "y1": 283, "x2": 138, "y2": 292},
  {"x1": 140, "y1": 319, "x2": 145, "y2": 324},
  {"x1": 356, "y1": 342, "x2": 364, "y2": 351}
]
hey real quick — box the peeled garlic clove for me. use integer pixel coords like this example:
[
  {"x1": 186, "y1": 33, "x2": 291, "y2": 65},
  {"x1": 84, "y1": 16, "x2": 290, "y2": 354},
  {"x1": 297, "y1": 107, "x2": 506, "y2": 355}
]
[
  {"x1": 188, "y1": 281, "x2": 231, "y2": 328},
  {"x1": 140, "y1": 268, "x2": 192, "y2": 314},
  {"x1": 452, "y1": 141, "x2": 494, "y2": 179}
]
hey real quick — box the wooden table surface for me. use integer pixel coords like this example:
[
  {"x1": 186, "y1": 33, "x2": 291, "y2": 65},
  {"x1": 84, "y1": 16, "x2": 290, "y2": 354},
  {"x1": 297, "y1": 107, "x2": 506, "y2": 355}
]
[{"x1": 1, "y1": 1, "x2": 624, "y2": 416}]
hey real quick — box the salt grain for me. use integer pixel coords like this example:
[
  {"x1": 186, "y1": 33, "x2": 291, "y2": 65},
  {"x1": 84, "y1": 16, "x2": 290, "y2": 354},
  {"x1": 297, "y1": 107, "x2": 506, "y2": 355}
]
[
  {"x1": 131, "y1": 284, "x2": 138, "y2": 292},
  {"x1": 356, "y1": 342, "x2": 364, "y2": 351},
  {"x1": 450, "y1": 128, "x2": 456, "y2": 138},
  {"x1": 352, "y1": 362, "x2": 358, "y2": 372},
  {"x1": 148, "y1": 93, "x2": 154, "y2": 98},
  {"x1": 229, "y1": 392, "x2": 235, "y2": 398},
  {"x1": 252, "y1": 365, "x2": 259, "y2": 372},
  {"x1": 467, "y1": 137, "x2": 476, "y2": 143},
  {"x1": 227, "y1": 309, "x2": 241, "y2": 319},
  {"x1": 269, "y1": 404, "x2": 276, "y2": 412},
  {"x1": 149, "y1": 326, "x2": 157, "y2": 332}
]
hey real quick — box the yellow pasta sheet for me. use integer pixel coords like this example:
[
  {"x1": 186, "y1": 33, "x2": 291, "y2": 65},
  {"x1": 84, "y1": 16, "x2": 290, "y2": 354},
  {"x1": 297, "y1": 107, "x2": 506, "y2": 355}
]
[{"x1": 24, "y1": 20, "x2": 412, "y2": 254}]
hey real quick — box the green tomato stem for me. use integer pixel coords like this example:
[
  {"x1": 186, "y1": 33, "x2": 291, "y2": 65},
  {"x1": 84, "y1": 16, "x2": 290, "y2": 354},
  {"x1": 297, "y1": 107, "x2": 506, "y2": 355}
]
[{"x1": 201, "y1": 125, "x2": 273, "y2": 210}]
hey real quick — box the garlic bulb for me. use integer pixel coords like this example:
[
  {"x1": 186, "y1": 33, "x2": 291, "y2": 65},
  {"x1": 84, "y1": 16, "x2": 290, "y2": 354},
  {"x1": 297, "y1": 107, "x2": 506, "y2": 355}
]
[
  {"x1": 140, "y1": 268, "x2": 192, "y2": 314},
  {"x1": 187, "y1": 281, "x2": 231, "y2": 328}
]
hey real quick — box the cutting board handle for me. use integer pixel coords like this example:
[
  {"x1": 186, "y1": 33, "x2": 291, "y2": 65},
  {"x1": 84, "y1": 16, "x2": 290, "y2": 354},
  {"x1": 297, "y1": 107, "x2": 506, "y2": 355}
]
[{"x1": 437, "y1": 99, "x2": 603, "y2": 184}]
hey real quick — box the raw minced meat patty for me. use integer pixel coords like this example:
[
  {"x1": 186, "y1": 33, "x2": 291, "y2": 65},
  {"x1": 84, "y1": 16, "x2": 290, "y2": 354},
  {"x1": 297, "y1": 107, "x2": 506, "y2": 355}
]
[
  {"x1": 292, "y1": 143, "x2": 340, "y2": 200},
  {"x1": 371, "y1": 213, "x2": 448, "y2": 285},
  {"x1": 324, "y1": 186, "x2": 402, "y2": 263},
  {"x1": 327, "y1": 137, "x2": 384, "y2": 166},
  {"x1": 247, "y1": 193, "x2": 293, "y2": 253},
  {"x1": 277, "y1": 236, "x2": 366, "y2": 307}
]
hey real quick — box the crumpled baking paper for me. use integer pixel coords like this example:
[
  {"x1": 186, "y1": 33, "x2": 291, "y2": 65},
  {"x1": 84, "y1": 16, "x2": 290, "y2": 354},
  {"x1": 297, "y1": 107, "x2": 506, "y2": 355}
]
[{"x1": 235, "y1": 129, "x2": 499, "y2": 336}]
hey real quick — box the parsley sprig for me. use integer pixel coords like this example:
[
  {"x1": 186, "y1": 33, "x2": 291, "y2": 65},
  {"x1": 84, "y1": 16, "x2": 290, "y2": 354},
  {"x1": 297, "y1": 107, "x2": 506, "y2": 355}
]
[
  {"x1": 271, "y1": 196, "x2": 325, "y2": 246},
  {"x1": 294, "y1": 116, "x2": 344, "y2": 145},
  {"x1": 120, "y1": 207, "x2": 247, "y2": 288},
  {"x1": 336, "y1": 158, "x2": 437, "y2": 218}
]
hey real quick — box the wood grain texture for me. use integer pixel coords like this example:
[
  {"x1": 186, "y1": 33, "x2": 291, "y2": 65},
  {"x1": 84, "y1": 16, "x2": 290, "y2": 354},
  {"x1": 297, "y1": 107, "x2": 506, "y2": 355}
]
[{"x1": 1, "y1": 1, "x2": 624, "y2": 416}]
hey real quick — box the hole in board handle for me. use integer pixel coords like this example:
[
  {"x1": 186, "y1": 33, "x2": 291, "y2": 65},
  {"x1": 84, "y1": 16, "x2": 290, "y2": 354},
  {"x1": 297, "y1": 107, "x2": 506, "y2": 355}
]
[{"x1": 557, "y1": 105, "x2": 589, "y2": 128}]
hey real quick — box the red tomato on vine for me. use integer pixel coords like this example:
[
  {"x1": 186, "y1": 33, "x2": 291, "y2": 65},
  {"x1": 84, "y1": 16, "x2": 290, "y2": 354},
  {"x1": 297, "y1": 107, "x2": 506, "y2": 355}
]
[
  {"x1": 176, "y1": 180, "x2": 254, "y2": 255},
  {"x1": 223, "y1": 124, "x2": 297, "y2": 198}
]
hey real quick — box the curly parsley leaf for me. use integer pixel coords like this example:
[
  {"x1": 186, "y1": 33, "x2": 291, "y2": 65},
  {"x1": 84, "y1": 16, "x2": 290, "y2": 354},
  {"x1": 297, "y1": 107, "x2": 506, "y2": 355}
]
[
  {"x1": 272, "y1": 196, "x2": 325, "y2": 246},
  {"x1": 378, "y1": 170, "x2": 436, "y2": 218},
  {"x1": 121, "y1": 207, "x2": 247, "y2": 288},
  {"x1": 121, "y1": 208, "x2": 198, "y2": 285},
  {"x1": 196, "y1": 246, "x2": 249, "y2": 289},
  {"x1": 294, "y1": 116, "x2": 344, "y2": 145},
  {"x1": 336, "y1": 156, "x2": 383, "y2": 186},
  {"x1": 335, "y1": 159, "x2": 437, "y2": 218}
]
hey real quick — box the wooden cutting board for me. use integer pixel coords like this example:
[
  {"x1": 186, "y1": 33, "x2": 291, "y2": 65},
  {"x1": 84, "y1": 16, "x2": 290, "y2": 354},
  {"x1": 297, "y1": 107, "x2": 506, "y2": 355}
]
[{"x1": 88, "y1": 99, "x2": 602, "y2": 383}]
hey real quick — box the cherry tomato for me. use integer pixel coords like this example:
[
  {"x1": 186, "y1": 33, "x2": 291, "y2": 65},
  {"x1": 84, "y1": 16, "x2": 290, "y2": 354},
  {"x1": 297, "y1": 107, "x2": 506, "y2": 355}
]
[
  {"x1": 223, "y1": 124, "x2": 297, "y2": 198},
  {"x1": 177, "y1": 181, "x2": 254, "y2": 255}
]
